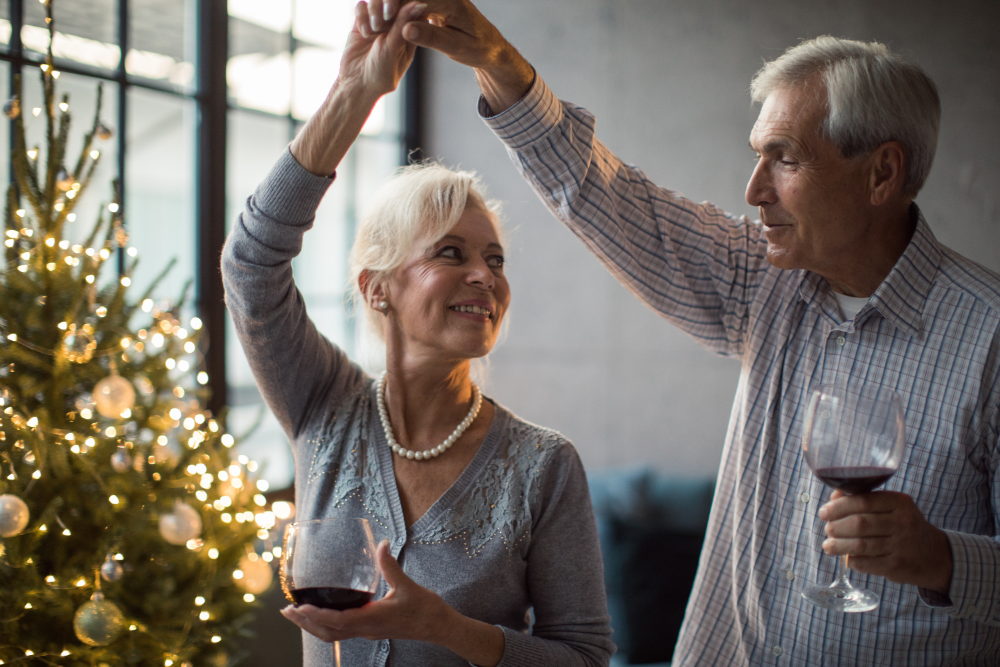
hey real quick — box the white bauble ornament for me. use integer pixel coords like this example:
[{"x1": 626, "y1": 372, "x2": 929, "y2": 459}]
[
  {"x1": 110, "y1": 448, "x2": 131, "y2": 473},
  {"x1": 100, "y1": 555, "x2": 124, "y2": 582},
  {"x1": 236, "y1": 555, "x2": 273, "y2": 594},
  {"x1": 73, "y1": 592, "x2": 126, "y2": 646},
  {"x1": 158, "y1": 500, "x2": 202, "y2": 545},
  {"x1": 94, "y1": 374, "x2": 136, "y2": 419},
  {"x1": 0, "y1": 494, "x2": 30, "y2": 537},
  {"x1": 62, "y1": 327, "x2": 97, "y2": 364}
]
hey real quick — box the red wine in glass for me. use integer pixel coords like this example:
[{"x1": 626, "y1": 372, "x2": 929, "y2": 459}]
[
  {"x1": 801, "y1": 384, "x2": 906, "y2": 613},
  {"x1": 281, "y1": 518, "x2": 381, "y2": 666},
  {"x1": 812, "y1": 466, "x2": 895, "y2": 495},
  {"x1": 291, "y1": 587, "x2": 374, "y2": 610}
]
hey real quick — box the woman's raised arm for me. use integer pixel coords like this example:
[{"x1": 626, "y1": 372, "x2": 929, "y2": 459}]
[{"x1": 221, "y1": 7, "x2": 418, "y2": 439}]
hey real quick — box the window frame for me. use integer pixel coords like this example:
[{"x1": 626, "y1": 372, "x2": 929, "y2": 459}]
[{"x1": 0, "y1": 0, "x2": 423, "y2": 416}]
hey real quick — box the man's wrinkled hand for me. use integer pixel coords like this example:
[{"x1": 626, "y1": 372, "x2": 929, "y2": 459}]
[{"x1": 820, "y1": 489, "x2": 953, "y2": 595}]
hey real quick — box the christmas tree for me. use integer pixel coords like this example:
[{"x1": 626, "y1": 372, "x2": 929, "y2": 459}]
[{"x1": 0, "y1": 3, "x2": 279, "y2": 664}]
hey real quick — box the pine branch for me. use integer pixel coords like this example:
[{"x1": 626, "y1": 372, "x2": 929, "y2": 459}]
[{"x1": 10, "y1": 76, "x2": 44, "y2": 216}]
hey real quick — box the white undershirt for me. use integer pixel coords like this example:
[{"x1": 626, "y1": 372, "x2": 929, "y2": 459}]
[{"x1": 833, "y1": 291, "x2": 870, "y2": 323}]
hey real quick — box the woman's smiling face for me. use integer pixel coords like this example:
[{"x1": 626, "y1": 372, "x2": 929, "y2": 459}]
[{"x1": 380, "y1": 203, "x2": 510, "y2": 363}]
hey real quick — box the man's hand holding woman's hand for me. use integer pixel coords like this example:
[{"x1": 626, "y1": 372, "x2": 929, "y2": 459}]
[
  {"x1": 354, "y1": 0, "x2": 535, "y2": 113},
  {"x1": 281, "y1": 540, "x2": 505, "y2": 667},
  {"x1": 290, "y1": 1, "x2": 420, "y2": 176}
]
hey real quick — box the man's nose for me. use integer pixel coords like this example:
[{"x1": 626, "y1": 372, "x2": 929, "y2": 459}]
[{"x1": 745, "y1": 159, "x2": 777, "y2": 208}]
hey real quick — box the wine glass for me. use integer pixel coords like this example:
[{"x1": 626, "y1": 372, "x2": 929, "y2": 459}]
[
  {"x1": 800, "y1": 383, "x2": 906, "y2": 613},
  {"x1": 281, "y1": 518, "x2": 381, "y2": 666}
]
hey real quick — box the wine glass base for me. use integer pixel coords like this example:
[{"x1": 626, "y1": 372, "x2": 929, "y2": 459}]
[{"x1": 801, "y1": 583, "x2": 879, "y2": 613}]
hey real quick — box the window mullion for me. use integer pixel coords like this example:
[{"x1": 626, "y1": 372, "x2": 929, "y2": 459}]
[{"x1": 196, "y1": 0, "x2": 229, "y2": 415}]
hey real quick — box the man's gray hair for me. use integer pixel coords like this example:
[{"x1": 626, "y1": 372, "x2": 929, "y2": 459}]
[{"x1": 750, "y1": 36, "x2": 940, "y2": 196}]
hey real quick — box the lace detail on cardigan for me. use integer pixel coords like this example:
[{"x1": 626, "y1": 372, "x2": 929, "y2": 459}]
[
  {"x1": 304, "y1": 379, "x2": 392, "y2": 526},
  {"x1": 417, "y1": 419, "x2": 566, "y2": 556}
]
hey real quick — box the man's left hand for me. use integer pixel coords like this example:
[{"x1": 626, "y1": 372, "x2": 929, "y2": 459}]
[{"x1": 820, "y1": 490, "x2": 953, "y2": 595}]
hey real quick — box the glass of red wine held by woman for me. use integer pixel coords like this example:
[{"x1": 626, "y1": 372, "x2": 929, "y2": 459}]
[
  {"x1": 801, "y1": 383, "x2": 907, "y2": 613},
  {"x1": 281, "y1": 518, "x2": 381, "y2": 666}
]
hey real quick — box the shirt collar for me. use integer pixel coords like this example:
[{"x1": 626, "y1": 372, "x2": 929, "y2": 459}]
[{"x1": 796, "y1": 204, "x2": 941, "y2": 338}]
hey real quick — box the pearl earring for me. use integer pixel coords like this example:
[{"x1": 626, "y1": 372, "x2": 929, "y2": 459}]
[{"x1": 378, "y1": 301, "x2": 388, "y2": 314}]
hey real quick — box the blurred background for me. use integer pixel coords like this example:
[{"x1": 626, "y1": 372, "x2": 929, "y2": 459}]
[{"x1": 2, "y1": 0, "x2": 996, "y2": 663}]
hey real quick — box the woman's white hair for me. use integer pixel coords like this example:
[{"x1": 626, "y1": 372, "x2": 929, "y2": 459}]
[
  {"x1": 348, "y1": 161, "x2": 502, "y2": 342},
  {"x1": 750, "y1": 36, "x2": 940, "y2": 196}
]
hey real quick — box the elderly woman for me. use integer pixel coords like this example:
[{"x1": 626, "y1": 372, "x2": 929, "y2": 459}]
[{"x1": 220, "y1": 5, "x2": 613, "y2": 667}]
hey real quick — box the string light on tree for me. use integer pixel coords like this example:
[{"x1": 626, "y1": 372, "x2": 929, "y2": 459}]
[{"x1": 235, "y1": 554, "x2": 274, "y2": 595}]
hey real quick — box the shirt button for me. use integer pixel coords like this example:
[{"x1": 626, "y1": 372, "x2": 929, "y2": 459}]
[
  {"x1": 772, "y1": 645, "x2": 783, "y2": 657},
  {"x1": 395, "y1": 537, "x2": 405, "y2": 547},
  {"x1": 837, "y1": 335, "x2": 846, "y2": 347},
  {"x1": 786, "y1": 569, "x2": 795, "y2": 582},
  {"x1": 800, "y1": 492, "x2": 810, "y2": 503}
]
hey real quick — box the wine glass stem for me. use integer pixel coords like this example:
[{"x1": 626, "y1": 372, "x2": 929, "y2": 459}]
[
  {"x1": 831, "y1": 554, "x2": 853, "y2": 591},
  {"x1": 333, "y1": 640, "x2": 341, "y2": 667}
]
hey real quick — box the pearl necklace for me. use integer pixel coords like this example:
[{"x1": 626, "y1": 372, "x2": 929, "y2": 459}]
[{"x1": 376, "y1": 372, "x2": 483, "y2": 461}]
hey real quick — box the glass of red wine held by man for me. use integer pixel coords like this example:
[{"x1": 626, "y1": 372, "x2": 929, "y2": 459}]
[
  {"x1": 281, "y1": 518, "x2": 381, "y2": 666},
  {"x1": 801, "y1": 383, "x2": 907, "y2": 613}
]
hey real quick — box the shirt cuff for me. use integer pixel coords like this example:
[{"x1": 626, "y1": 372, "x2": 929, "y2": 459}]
[
  {"x1": 917, "y1": 529, "x2": 999, "y2": 624},
  {"x1": 479, "y1": 74, "x2": 565, "y2": 151},
  {"x1": 487, "y1": 626, "x2": 544, "y2": 667}
]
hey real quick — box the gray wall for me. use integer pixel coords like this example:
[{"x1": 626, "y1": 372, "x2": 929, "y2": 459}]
[{"x1": 423, "y1": 0, "x2": 1000, "y2": 477}]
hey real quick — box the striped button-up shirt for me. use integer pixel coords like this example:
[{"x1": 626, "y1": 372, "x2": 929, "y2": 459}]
[{"x1": 481, "y1": 75, "x2": 1000, "y2": 666}]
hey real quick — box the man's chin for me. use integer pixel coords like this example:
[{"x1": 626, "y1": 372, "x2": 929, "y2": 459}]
[{"x1": 765, "y1": 245, "x2": 800, "y2": 270}]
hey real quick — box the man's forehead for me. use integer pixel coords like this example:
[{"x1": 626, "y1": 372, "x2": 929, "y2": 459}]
[{"x1": 750, "y1": 85, "x2": 825, "y2": 147}]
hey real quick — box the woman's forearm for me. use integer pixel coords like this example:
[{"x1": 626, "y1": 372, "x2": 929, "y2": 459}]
[
  {"x1": 436, "y1": 608, "x2": 505, "y2": 667},
  {"x1": 289, "y1": 80, "x2": 381, "y2": 178}
]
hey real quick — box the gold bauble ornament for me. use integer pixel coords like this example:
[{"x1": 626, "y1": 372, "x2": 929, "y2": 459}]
[
  {"x1": 94, "y1": 374, "x2": 135, "y2": 418},
  {"x1": 73, "y1": 592, "x2": 126, "y2": 646},
  {"x1": 62, "y1": 325, "x2": 97, "y2": 364},
  {"x1": 0, "y1": 493, "x2": 30, "y2": 537},
  {"x1": 236, "y1": 555, "x2": 274, "y2": 595}
]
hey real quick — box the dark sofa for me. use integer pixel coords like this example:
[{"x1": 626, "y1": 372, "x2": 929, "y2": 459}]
[{"x1": 588, "y1": 467, "x2": 716, "y2": 666}]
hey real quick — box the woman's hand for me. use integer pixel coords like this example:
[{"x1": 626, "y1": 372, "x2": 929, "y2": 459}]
[
  {"x1": 338, "y1": 0, "x2": 420, "y2": 101},
  {"x1": 289, "y1": 2, "x2": 420, "y2": 176},
  {"x1": 281, "y1": 541, "x2": 505, "y2": 666}
]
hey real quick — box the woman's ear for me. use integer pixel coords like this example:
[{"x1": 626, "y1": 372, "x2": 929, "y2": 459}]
[{"x1": 359, "y1": 269, "x2": 388, "y2": 313}]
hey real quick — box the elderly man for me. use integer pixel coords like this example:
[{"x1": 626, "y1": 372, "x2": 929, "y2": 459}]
[{"x1": 359, "y1": 1, "x2": 1000, "y2": 664}]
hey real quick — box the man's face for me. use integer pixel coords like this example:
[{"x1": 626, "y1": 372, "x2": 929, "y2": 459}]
[{"x1": 746, "y1": 84, "x2": 875, "y2": 279}]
